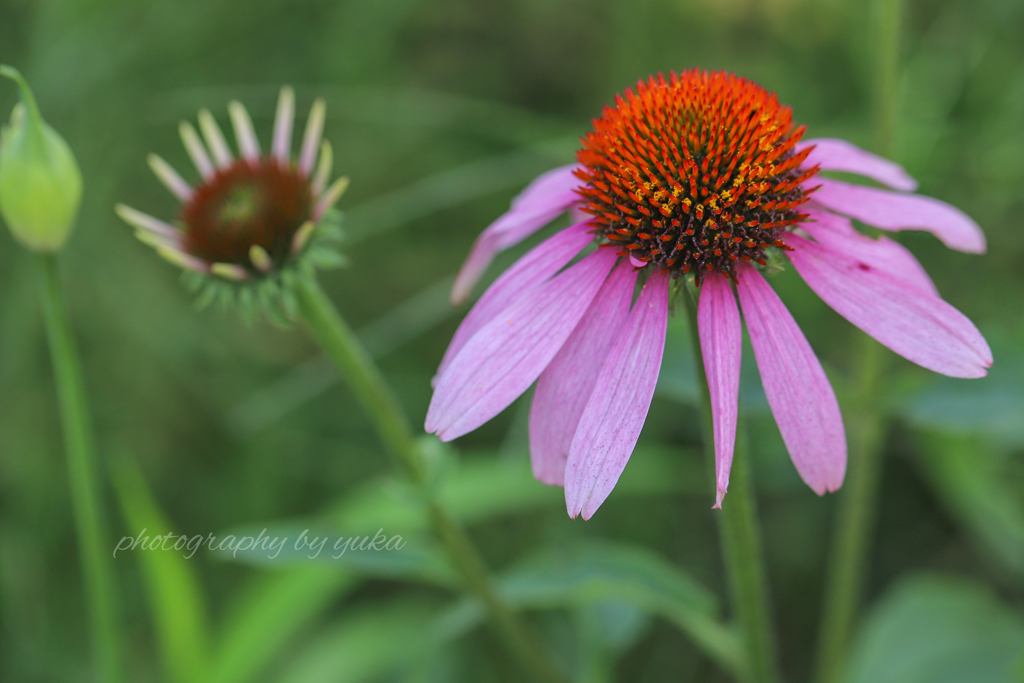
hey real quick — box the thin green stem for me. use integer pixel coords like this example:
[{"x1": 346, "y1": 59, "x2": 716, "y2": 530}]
[
  {"x1": 683, "y1": 291, "x2": 780, "y2": 683},
  {"x1": 36, "y1": 254, "x2": 123, "y2": 683},
  {"x1": 813, "y1": 338, "x2": 887, "y2": 683},
  {"x1": 295, "y1": 278, "x2": 421, "y2": 476},
  {"x1": 813, "y1": 2, "x2": 903, "y2": 680},
  {"x1": 295, "y1": 277, "x2": 566, "y2": 683}
]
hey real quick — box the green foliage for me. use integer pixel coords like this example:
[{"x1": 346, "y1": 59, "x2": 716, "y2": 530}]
[
  {"x1": 111, "y1": 455, "x2": 211, "y2": 683},
  {"x1": 184, "y1": 210, "x2": 346, "y2": 327},
  {"x1": 2, "y1": 0, "x2": 1023, "y2": 681},
  {"x1": 272, "y1": 600, "x2": 442, "y2": 683},
  {"x1": 913, "y1": 432, "x2": 1024, "y2": 578},
  {"x1": 439, "y1": 541, "x2": 743, "y2": 678},
  {"x1": 844, "y1": 575, "x2": 1024, "y2": 683},
  {"x1": 210, "y1": 568, "x2": 358, "y2": 683},
  {"x1": 901, "y1": 346, "x2": 1024, "y2": 449}
]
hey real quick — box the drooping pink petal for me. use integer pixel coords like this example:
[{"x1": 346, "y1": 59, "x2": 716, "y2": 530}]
[
  {"x1": 802, "y1": 208, "x2": 938, "y2": 296},
  {"x1": 228, "y1": 101, "x2": 261, "y2": 162},
  {"x1": 451, "y1": 234, "x2": 502, "y2": 305},
  {"x1": 786, "y1": 234, "x2": 992, "y2": 379},
  {"x1": 735, "y1": 263, "x2": 846, "y2": 495},
  {"x1": 451, "y1": 165, "x2": 584, "y2": 304},
  {"x1": 299, "y1": 99, "x2": 326, "y2": 177},
  {"x1": 147, "y1": 154, "x2": 193, "y2": 202},
  {"x1": 434, "y1": 222, "x2": 595, "y2": 384},
  {"x1": 697, "y1": 272, "x2": 742, "y2": 509},
  {"x1": 115, "y1": 204, "x2": 181, "y2": 240},
  {"x1": 312, "y1": 176, "x2": 351, "y2": 221},
  {"x1": 564, "y1": 271, "x2": 670, "y2": 520},
  {"x1": 797, "y1": 138, "x2": 918, "y2": 191},
  {"x1": 272, "y1": 87, "x2": 295, "y2": 163},
  {"x1": 311, "y1": 141, "x2": 333, "y2": 196},
  {"x1": 568, "y1": 206, "x2": 590, "y2": 226},
  {"x1": 812, "y1": 178, "x2": 986, "y2": 254},
  {"x1": 529, "y1": 263, "x2": 637, "y2": 486},
  {"x1": 427, "y1": 248, "x2": 617, "y2": 440},
  {"x1": 179, "y1": 122, "x2": 215, "y2": 180}
]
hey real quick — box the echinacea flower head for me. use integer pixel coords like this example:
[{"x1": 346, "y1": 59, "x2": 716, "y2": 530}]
[
  {"x1": 116, "y1": 87, "x2": 348, "y2": 323},
  {"x1": 427, "y1": 69, "x2": 992, "y2": 519}
]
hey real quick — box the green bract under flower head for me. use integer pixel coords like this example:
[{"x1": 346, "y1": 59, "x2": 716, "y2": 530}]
[
  {"x1": 0, "y1": 66, "x2": 83, "y2": 252},
  {"x1": 116, "y1": 87, "x2": 348, "y2": 325}
]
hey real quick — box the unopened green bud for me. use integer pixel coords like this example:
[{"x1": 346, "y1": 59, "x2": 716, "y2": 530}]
[{"x1": 0, "y1": 66, "x2": 82, "y2": 252}]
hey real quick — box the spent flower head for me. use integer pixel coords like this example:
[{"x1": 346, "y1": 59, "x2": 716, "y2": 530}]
[
  {"x1": 116, "y1": 87, "x2": 348, "y2": 324},
  {"x1": 0, "y1": 66, "x2": 83, "y2": 252},
  {"x1": 428, "y1": 69, "x2": 992, "y2": 519}
]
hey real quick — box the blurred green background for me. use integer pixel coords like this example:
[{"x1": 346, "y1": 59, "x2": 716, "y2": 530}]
[{"x1": 1, "y1": 0, "x2": 1023, "y2": 681}]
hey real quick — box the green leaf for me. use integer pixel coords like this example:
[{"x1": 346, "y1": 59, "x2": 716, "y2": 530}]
[
  {"x1": 436, "y1": 541, "x2": 743, "y2": 679},
  {"x1": 914, "y1": 432, "x2": 1024, "y2": 577},
  {"x1": 193, "y1": 280, "x2": 219, "y2": 310},
  {"x1": 326, "y1": 445, "x2": 707, "y2": 535},
  {"x1": 900, "y1": 346, "x2": 1024, "y2": 448},
  {"x1": 577, "y1": 601, "x2": 649, "y2": 654},
  {"x1": 307, "y1": 246, "x2": 346, "y2": 269},
  {"x1": 573, "y1": 602, "x2": 651, "y2": 683},
  {"x1": 110, "y1": 455, "x2": 211, "y2": 683},
  {"x1": 257, "y1": 280, "x2": 292, "y2": 328},
  {"x1": 211, "y1": 450, "x2": 709, "y2": 682},
  {"x1": 279, "y1": 284, "x2": 299, "y2": 320},
  {"x1": 209, "y1": 567, "x2": 359, "y2": 683},
  {"x1": 215, "y1": 281, "x2": 235, "y2": 310},
  {"x1": 271, "y1": 600, "x2": 440, "y2": 683},
  {"x1": 844, "y1": 574, "x2": 1024, "y2": 683}
]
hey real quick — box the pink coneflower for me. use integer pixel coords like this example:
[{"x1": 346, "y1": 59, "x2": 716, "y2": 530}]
[
  {"x1": 115, "y1": 87, "x2": 348, "y2": 294},
  {"x1": 426, "y1": 69, "x2": 991, "y2": 519}
]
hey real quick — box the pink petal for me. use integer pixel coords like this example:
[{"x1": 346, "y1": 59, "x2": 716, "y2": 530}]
[
  {"x1": 564, "y1": 271, "x2": 670, "y2": 520},
  {"x1": 427, "y1": 248, "x2": 617, "y2": 440},
  {"x1": 568, "y1": 206, "x2": 590, "y2": 225},
  {"x1": 628, "y1": 254, "x2": 648, "y2": 268},
  {"x1": 228, "y1": 102, "x2": 261, "y2": 161},
  {"x1": 812, "y1": 178, "x2": 986, "y2": 254},
  {"x1": 802, "y1": 208, "x2": 939, "y2": 296},
  {"x1": 529, "y1": 263, "x2": 638, "y2": 487},
  {"x1": 451, "y1": 233, "x2": 503, "y2": 306},
  {"x1": 698, "y1": 272, "x2": 742, "y2": 509},
  {"x1": 786, "y1": 234, "x2": 992, "y2": 379},
  {"x1": 272, "y1": 87, "x2": 295, "y2": 163},
  {"x1": 451, "y1": 165, "x2": 584, "y2": 304},
  {"x1": 797, "y1": 138, "x2": 918, "y2": 192},
  {"x1": 735, "y1": 264, "x2": 846, "y2": 495},
  {"x1": 298, "y1": 99, "x2": 326, "y2": 176},
  {"x1": 434, "y1": 222, "x2": 595, "y2": 384}
]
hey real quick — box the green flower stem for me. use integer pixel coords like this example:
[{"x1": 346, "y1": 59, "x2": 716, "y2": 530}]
[
  {"x1": 36, "y1": 254, "x2": 123, "y2": 683},
  {"x1": 683, "y1": 291, "x2": 780, "y2": 683},
  {"x1": 813, "y1": 338, "x2": 887, "y2": 683},
  {"x1": 813, "y1": 1, "x2": 902, "y2": 680},
  {"x1": 295, "y1": 277, "x2": 566, "y2": 683}
]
